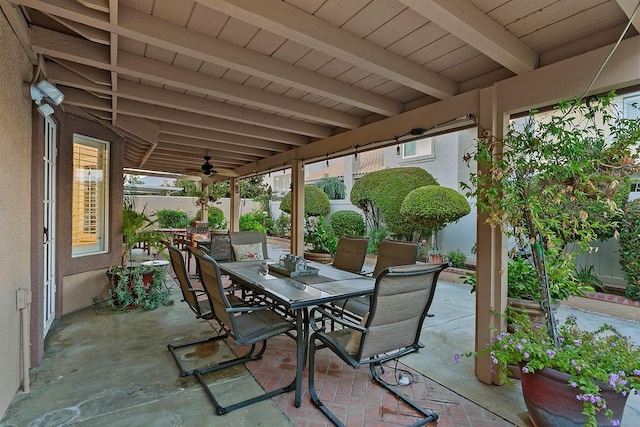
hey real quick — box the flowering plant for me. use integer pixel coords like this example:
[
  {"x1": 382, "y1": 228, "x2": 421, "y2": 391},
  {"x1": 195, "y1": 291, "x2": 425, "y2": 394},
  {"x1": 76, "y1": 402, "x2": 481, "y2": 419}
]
[{"x1": 470, "y1": 312, "x2": 640, "y2": 426}]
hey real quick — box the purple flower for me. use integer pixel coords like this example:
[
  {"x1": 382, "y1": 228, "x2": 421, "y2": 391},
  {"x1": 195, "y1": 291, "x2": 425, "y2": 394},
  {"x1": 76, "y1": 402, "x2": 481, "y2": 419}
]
[
  {"x1": 454, "y1": 353, "x2": 460, "y2": 364},
  {"x1": 546, "y1": 349, "x2": 556, "y2": 358},
  {"x1": 574, "y1": 340, "x2": 582, "y2": 347},
  {"x1": 516, "y1": 344, "x2": 523, "y2": 351},
  {"x1": 633, "y1": 369, "x2": 640, "y2": 376},
  {"x1": 612, "y1": 419, "x2": 620, "y2": 426},
  {"x1": 521, "y1": 366, "x2": 529, "y2": 374},
  {"x1": 570, "y1": 381, "x2": 577, "y2": 388},
  {"x1": 523, "y1": 352, "x2": 530, "y2": 359}
]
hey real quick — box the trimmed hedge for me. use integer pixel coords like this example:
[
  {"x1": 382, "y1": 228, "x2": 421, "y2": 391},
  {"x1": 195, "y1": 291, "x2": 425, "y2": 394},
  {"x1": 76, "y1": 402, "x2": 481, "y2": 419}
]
[
  {"x1": 313, "y1": 176, "x2": 346, "y2": 200},
  {"x1": 329, "y1": 210, "x2": 366, "y2": 238},
  {"x1": 191, "y1": 206, "x2": 227, "y2": 229},
  {"x1": 620, "y1": 199, "x2": 640, "y2": 301},
  {"x1": 155, "y1": 209, "x2": 190, "y2": 228},
  {"x1": 400, "y1": 185, "x2": 470, "y2": 231},
  {"x1": 350, "y1": 167, "x2": 438, "y2": 234},
  {"x1": 279, "y1": 185, "x2": 330, "y2": 217}
]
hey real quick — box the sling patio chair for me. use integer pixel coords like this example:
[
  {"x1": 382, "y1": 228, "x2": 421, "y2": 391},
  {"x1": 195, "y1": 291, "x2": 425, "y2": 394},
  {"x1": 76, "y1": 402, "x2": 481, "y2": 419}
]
[
  {"x1": 335, "y1": 239, "x2": 421, "y2": 318},
  {"x1": 330, "y1": 236, "x2": 369, "y2": 274},
  {"x1": 190, "y1": 250, "x2": 297, "y2": 415},
  {"x1": 308, "y1": 263, "x2": 447, "y2": 427},
  {"x1": 166, "y1": 244, "x2": 230, "y2": 377},
  {"x1": 229, "y1": 230, "x2": 269, "y2": 261}
]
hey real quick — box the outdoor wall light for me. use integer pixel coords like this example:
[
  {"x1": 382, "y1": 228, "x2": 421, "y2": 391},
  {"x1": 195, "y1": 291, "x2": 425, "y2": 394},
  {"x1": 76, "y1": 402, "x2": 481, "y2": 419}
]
[{"x1": 29, "y1": 79, "x2": 64, "y2": 117}]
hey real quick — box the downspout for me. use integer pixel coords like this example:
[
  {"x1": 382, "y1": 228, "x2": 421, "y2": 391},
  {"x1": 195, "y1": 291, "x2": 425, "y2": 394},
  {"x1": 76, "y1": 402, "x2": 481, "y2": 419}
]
[{"x1": 16, "y1": 288, "x2": 31, "y2": 392}]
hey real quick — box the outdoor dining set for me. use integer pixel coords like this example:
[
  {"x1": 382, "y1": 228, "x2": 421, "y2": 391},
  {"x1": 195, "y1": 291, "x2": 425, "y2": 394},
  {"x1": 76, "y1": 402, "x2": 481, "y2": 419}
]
[{"x1": 164, "y1": 230, "x2": 447, "y2": 427}]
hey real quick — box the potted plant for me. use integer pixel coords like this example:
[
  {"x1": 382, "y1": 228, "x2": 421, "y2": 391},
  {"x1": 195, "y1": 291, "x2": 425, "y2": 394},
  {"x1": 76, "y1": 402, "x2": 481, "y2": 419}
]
[
  {"x1": 303, "y1": 216, "x2": 338, "y2": 264},
  {"x1": 461, "y1": 93, "x2": 640, "y2": 426},
  {"x1": 467, "y1": 311, "x2": 640, "y2": 426},
  {"x1": 102, "y1": 207, "x2": 171, "y2": 310}
]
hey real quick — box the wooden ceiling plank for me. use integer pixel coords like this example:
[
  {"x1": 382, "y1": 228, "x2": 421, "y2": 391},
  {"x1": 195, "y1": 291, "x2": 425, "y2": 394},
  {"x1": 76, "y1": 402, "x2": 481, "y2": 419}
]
[
  {"x1": 116, "y1": 79, "x2": 333, "y2": 138},
  {"x1": 156, "y1": 141, "x2": 261, "y2": 162},
  {"x1": 62, "y1": 86, "x2": 112, "y2": 110},
  {"x1": 158, "y1": 132, "x2": 277, "y2": 157},
  {"x1": 44, "y1": 13, "x2": 110, "y2": 44},
  {"x1": 77, "y1": 0, "x2": 108, "y2": 13},
  {"x1": 30, "y1": 26, "x2": 361, "y2": 128},
  {"x1": 115, "y1": 115, "x2": 159, "y2": 144},
  {"x1": 397, "y1": 0, "x2": 539, "y2": 74},
  {"x1": 117, "y1": 98, "x2": 309, "y2": 146},
  {"x1": 200, "y1": 0, "x2": 458, "y2": 99},
  {"x1": 150, "y1": 152, "x2": 242, "y2": 167},
  {"x1": 50, "y1": 58, "x2": 111, "y2": 85},
  {"x1": 16, "y1": 0, "x2": 403, "y2": 115},
  {"x1": 616, "y1": 0, "x2": 640, "y2": 33}
]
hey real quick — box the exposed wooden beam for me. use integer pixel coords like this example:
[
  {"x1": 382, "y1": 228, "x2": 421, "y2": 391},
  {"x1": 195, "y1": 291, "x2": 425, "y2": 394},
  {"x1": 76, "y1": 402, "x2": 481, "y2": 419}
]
[
  {"x1": 156, "y1": 141, "x2": 261, "y2": 163},
  {"x1": 15, "y1": 0, "x2": 403, "y2": 115},
  {"x1": 158, "y1": 132, "x2": 277, "y2": 157},
  {"x1": 616, "y1": 0, "x2": 640, "y2": 33},
  {"x1": 200, "y1": 0, "x2": 458, "y2": 99},
  {"x1": 397, "y1": 0, "x2": 538, "y2": 74},
  {"x1": 29, "y1": 26, "x2": 360, "y2": 128},
  {"x1": 49, "y1": 59, "x2": 111, "y2": 86},
  {"x1": 77, "y1": 0, "x2": 108, "y2": 13},
  {"x1": 109, "y1": 0, "x2": 118, "y2": 126},
  {"x1": 44, "y1": 13, "x2": 110, "y2": 44},
  {"x1": 114, "y1": 115, "x2": 159, "y2": 145}
]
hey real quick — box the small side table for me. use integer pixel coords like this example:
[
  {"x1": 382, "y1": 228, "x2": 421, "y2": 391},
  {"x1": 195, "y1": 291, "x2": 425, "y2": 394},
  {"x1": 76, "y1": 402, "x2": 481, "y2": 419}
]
[{"x1": 140, "y1": 260, "x2": 170, "y2": 268}]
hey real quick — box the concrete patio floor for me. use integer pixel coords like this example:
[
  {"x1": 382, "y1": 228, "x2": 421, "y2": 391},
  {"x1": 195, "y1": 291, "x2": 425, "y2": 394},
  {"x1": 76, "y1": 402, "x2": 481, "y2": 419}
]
[{"x1": 1, "y1": 241, "x2": 639, "y2": 426}]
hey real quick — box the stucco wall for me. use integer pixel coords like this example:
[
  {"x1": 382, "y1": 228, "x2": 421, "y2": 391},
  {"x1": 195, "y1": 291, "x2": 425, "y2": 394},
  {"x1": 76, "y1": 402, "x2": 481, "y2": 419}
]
[{"x1": 0, "y1": 13, "x2": 33, "y2": 417}]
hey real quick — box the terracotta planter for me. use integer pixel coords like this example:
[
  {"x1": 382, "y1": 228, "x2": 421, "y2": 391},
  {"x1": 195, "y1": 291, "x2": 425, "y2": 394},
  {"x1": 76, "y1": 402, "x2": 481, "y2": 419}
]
[
  {"x1": 428, "y1": 254, "x2": 444, "y2": 264},
  {"x1": 303, "y1": 252, "x2": 334, "y2": 264},
  {"x1": 520, "y1": 366, "x2": 627, "y2": 427},
  {"x1": 507, "y1": 297, "x2": 559, "y2": 331}
]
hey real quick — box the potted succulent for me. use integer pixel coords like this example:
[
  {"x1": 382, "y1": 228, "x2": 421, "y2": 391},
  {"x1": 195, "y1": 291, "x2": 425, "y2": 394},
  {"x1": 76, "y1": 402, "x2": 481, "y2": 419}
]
[{"x1": 461, "y1": 93, "x2": 640, "y2": 425}]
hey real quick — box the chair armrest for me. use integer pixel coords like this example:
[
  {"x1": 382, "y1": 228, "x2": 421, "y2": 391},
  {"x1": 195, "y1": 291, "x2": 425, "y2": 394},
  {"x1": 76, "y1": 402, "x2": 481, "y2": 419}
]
[
  {"x1": 225, "y1": 302, "x2": 279, "y2": 314},
  {"x1": 309, "y1": 306, "x2": 367, "y2": 333}
]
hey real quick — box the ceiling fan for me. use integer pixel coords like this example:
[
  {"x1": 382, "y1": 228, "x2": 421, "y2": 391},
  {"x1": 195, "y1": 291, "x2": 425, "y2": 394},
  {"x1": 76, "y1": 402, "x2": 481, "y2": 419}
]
[{"x1": 186, "y1": 156, "x2": 239, "y2": 178}]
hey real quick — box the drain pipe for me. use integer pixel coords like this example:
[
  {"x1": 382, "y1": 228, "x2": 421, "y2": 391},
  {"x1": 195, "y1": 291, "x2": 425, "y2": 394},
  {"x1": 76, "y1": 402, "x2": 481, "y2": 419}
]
[{"x1": 16, "y1": 288, "x2": 32, "y2": 393}]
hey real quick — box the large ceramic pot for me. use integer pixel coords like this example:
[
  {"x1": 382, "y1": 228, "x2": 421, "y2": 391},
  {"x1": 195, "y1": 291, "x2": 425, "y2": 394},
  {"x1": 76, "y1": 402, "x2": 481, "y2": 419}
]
[
  {"x1": 520, "y1": 366, "x2": 628, "y2": 427},
  {"x1": 507, "y1": 297, "x2": 559, "y2": 332},
  {"x1": 303, "y1": 251, "x2": 334, "y2": 264}
]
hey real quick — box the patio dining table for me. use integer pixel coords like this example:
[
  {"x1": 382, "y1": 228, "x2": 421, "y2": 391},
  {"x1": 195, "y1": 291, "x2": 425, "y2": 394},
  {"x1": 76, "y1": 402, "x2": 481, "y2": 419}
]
[{"x1": 217, "y1": 259, "x2": 375, "y2": 407}]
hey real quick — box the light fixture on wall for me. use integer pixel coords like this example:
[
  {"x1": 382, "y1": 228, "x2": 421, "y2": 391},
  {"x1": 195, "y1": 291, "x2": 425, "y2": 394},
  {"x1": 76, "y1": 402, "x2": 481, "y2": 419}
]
[{"x1": 29, "y1": 79, "x2": 65, "y2": 117}]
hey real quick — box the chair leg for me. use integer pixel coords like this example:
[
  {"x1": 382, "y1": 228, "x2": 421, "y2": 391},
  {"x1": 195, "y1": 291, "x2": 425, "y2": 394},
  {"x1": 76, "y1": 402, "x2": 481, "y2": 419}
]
[
  {"x1": 308, "y1": 337, "x2": 345, "y2": 426},
  {"x1": 194, "y1": 340, "x2": 296, "y2": 415},
  {"x1": 167, "y1": 332, "x2": 229, "y2": 377},
  {"x1": 369, "y1": 363, "x2": 439, "y2": 426}
]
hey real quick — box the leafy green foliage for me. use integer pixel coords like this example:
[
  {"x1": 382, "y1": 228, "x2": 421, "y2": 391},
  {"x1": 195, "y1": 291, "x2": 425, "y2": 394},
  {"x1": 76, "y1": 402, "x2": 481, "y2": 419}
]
[
  {"x1": 99, "y1": 266, "x2": 172, "y2": 311},
  {"x1": 328, "y1": 210, "x2": 366, "y2": 238},
  {"x1": 239, "y1": 210, "x2": 271, "y2": 233},
  {"x1": 270, "y1": 213, "x2": 291, "y2": 238},
  {"x1": 366, "y1": 226, "x2": 389, "y2": 255},
  {"x1": 350, "y1": 167, "x2": 438, "y2": 235},
  {"x1": 620, "y1": 199, "x2": 640, "y2": 300},
  {"x1": 574, "y1": 264, "x2": 604, "y2": 291},
  {"x1": 313, "y1": 176, "x2": 346, "y2": 199},
  {"x1": 467, "y1": 313, "x2": 640, "y2": 427},
  {"x1": 155, "y1": 209, "x2": 190, "y2": 228},
  {"x1": 400, "y1": 185, "x2": 470, "y2": 249},
  {"x1": 304, "y1": 216, "x2": 338, "y2": 255},
  {"x1": 121, "y1": 208, "x2": 167, "y2": 268},
  {"x1": 279, "y1": 185, "x2": 330, "y2": 217},
  {"x1": 446, "y1": 249, "x2": 467, "y2": 268},
  {"x1": 191, "y1": 206, "x2": 227, "y2": 229}
]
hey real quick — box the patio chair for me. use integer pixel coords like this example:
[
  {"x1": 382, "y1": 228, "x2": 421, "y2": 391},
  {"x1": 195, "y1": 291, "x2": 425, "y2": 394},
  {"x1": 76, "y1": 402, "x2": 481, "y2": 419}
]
[
  {"x1": 229, "y1": 230, "x2": 269, "y2": 261},
  {"x1": 308, "y1": 263, "x2": 447, "y2": 427},
  {"x1": 334, "y1": 239, "x2": 421, "y2": 318},
  {"x1": 202, "y1": 230, "x2": 232, "y2": 261},
  {"x1": 330, "y1": 237, "x2": 369, "y2": 273},
  {"x1": 190, "y1": 250, "x2": 297, "y2": 415},
  {"x1": 166, "y1": 245, "x2": 229, "y2": 377}
]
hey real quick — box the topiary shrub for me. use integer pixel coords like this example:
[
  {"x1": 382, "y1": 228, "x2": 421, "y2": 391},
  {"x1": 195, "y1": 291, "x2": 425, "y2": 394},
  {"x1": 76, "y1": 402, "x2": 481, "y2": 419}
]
[
  {"x1": 155, "y1": 209, "x2": 190, "y2": 228},
  {"x1": 400, "y1": 185, "x2": 470, "y2": 250},
  {"x1": 329, "y1": 210, "x2": 366, "y2": 238},
  {"x1": 350, "y1": 167, "x2": 438, "y2": 236},
  {"x1": 191, "y1": 206, "x2": 228, "y2": 229},
  {"x1": 313, "y1": 176, "x2": 346, "y2": 200},
  {"x1": 279, "y1": 185, "x2": 330, "y2": 217},
  {"x1": 620, "y1": 199, "x2": 640, "y2": 301}
]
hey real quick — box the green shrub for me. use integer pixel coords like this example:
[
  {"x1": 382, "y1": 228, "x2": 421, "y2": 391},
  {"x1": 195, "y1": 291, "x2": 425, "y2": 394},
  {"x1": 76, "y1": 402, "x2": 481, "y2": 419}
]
[
  {"x1": 329, "y1": 210, "x2": 365, "y2": 238},
  {"x1": 304, "y1": 216, "x2": 338, "y2": 255},
  {"x1": 270, "y1": 212, "x2": 290, "y2": 237},
  {"x1": 350, "y1": 167, "x2": 437, "y2": 235},
  {"x1": 239, "y1": 210, "x2": 270, "y2": 232},
  {"x1": 574, "y1": 264, "x2": 604, "y2": 291},
  {"x1": 366, "y1": 226, "x2": 389, "y2": 255},
  {"x1": 620, "y1": 199, "x2": 640, "y2": 301},
  {"x1": 313, "y1": 176, "x2": 346, "y2": 199},
  {"x1": 191, "y1": 206, "x2": 228, "y2": 229},
  {"x1": 279, "y1": 185, "x2": 330, "y2": 217},
  {"x1": 446, "y1": 249, "x2": 467, "y2": 268},
  {"x1": 155, "y1": 209, "x2": 190, "y2": 228}
]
